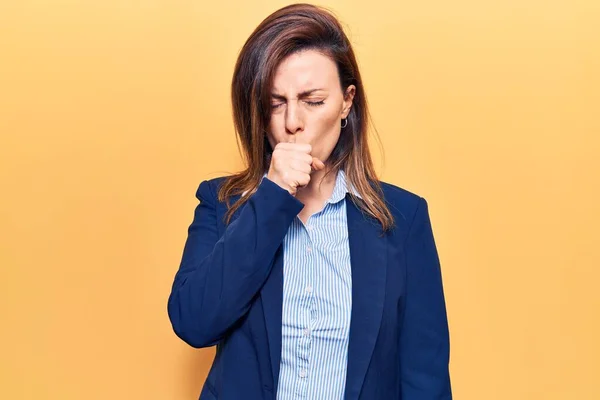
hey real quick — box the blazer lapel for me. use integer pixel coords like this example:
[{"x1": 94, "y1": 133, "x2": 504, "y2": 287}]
[
  {"x1": 344, "y1": 195, "x2": 388, "y2": 400},
  {"x1": 228, "y1": 196, "x2": 284, "y2": 392},
  {"x1": 260, "y1": 246, "x2": 284, "y2": 393}
]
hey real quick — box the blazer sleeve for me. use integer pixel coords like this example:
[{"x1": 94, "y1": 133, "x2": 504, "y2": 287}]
[
  {"x1": 167, "y1": 177, "x2": 304, "y2": 348},
  {"x1": 400, "y1": 197, "x2": 452, "y2": 399}
]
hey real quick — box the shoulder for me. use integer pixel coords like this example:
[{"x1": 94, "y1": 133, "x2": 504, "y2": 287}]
[
  {"x1": 193, "y1": 176, "x2": 230, "y2": 203},
  {"x1": 195, "y1": 176, "x2": 429, "y2": 227},
  {"x1": 204, "y1": 176, "x2": 229, "y2": 191},
  {"x1": 378, "y1": 180, "x2": 427, "y2": 228}
]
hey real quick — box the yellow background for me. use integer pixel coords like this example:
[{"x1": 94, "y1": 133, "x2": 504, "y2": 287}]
[{"x1": 1, "y1": 0, "x2": 598, "y2": 399}]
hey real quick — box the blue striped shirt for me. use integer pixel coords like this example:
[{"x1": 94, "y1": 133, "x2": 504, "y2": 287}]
[{"x1": 276, "y1": 170, "x2": 360, "y2": 400}]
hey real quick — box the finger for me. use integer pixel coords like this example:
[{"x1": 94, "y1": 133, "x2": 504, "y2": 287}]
[
  {"x1": 289, "y1": 158, "x2": 312, "y2": 175},
  {"x1": 291, "y1": 143, "x2": 312, "y2": 154},
  {"x1": 311, "y1": 157, "x2": 325, "y2": 171},
  {"x1": 290, "y1": 152, "x2": 314, "y2": 166},
  {"x1": 274, "y1": 142, "x2": 292, "y2": 151},
  {"x1": 292, "y1": 170, "x2": 311, "y2": 187},
  {"x1": 278, "y1": 142, "x2": 311, "y2": 154}
]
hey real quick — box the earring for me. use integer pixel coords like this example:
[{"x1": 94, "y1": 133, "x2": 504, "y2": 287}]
[{"x1": 341, "y1": 118, "x2": 348, "y2": 128}]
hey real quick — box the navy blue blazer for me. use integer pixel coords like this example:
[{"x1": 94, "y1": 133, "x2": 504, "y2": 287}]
[{"x1": 167, "y1": 176, "x2": 451, "y2": 400}]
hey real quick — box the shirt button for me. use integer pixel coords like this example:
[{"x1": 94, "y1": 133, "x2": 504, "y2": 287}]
[
  {"x1": 306, "y1": 246, "x2": 312, "y2": 253},
  {"x1": 307, "y1": 225, "x2": 314, "y2": 231},
  {"x1": 303, "y1": 328, "x2": 310, "y2": 336},
  {"x1": 305, "y1": 285, "x2": 313, "y2": 293},
  {"x1": 299, "y1": 369, "x2": 307, "y2": 378}
]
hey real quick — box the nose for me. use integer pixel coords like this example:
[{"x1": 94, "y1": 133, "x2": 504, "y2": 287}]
[{"x1": 284, "y1": 101, "x2": 304, "y2": 137}]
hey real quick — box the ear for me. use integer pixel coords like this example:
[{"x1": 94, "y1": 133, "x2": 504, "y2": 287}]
[{"x1": 341, "y1": 85, "x2": 356, "y2": 118}]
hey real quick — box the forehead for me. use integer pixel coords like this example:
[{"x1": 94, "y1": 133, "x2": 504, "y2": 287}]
[{"x1": 272, "y1": 50, "x2": 339, "y2": 92}]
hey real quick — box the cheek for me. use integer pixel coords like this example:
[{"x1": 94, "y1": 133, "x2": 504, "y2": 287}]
[
  {"x1": 266, "y1": 117, "x2": 283, "y2": 145},
  {"x1": 265, "y1": 133, "x2": 276, "y2": 150},
  {"x1": 310, "y1": 110, "x2": 342, "y2": 158},
  {"x1": 313, "y1": 105, "x2": 342, "y2": 137}
]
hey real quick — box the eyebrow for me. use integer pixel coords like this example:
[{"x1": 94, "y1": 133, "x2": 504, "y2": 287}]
[{"x1": 270, "y1": 88, "x2": 325, "y2": 100}]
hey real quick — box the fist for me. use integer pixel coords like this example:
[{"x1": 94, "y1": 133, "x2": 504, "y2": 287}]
[{"x1": 267, "y1": 143, "x2": 325, "y2": 196}]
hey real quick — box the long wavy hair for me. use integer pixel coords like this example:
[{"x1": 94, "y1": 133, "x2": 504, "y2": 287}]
[{"x1": 219, "y1": 3, "x2": 394, "y2": 232}]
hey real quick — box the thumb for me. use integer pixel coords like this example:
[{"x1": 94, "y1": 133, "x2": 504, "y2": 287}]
[{"x1": 311, "y1": 157, "x2": 325, "y2": 171}]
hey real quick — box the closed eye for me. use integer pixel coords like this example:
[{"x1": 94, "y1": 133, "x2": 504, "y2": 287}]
[{"x1": 271, "y1": 100, "x2": 325, "y2": 109}]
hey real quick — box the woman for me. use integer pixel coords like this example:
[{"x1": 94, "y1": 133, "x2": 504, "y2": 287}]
[{"x1": 167, "y1": 3, "x2": 451, "y2": 399}]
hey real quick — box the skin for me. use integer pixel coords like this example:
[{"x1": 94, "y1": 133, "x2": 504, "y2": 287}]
[{"x1": 265, "y1": 49, "x2": 355, "y2": 223}]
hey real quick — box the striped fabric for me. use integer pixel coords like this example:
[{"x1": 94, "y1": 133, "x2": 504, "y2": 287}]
[{"x1": 276, "y1": 169, "x2": 360, "y2": 400}]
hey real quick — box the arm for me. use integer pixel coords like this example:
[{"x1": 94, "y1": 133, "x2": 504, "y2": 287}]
[
  {"x1": 167, "y1": 177, "x2": 304, "y2": 348},
  {"x1": 400, "y1": 197, "x2": 452, "y2": 399}
]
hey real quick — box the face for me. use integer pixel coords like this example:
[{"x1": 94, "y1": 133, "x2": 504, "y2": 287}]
[{"x1": 266, "y1": 49, "x2": 355, "y2": 163}]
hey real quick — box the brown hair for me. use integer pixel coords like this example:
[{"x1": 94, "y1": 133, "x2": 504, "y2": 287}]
[{"x1": 219, "y1": 3, "x2": 394, "y2": 232}]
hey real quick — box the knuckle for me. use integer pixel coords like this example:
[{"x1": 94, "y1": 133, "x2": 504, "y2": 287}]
[
  {"x1": 300, "y1": 174, "x2": 310, "y2": 185},
  {"x1": 273, "y1": 157, "x2": 285, "y2": 169}
]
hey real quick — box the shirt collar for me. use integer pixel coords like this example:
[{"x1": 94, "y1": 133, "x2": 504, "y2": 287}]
[{"x1": 327, "y1": 169, "x2": 361, "y2": 204}]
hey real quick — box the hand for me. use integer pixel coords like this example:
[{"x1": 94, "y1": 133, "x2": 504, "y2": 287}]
[{"x1": 267, "y1": 142, "x2": 325, "y2": 196}]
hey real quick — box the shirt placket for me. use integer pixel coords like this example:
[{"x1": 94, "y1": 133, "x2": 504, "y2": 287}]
[{"x1": 294, "y1": 216, "x2": 317, "y2": 399}]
